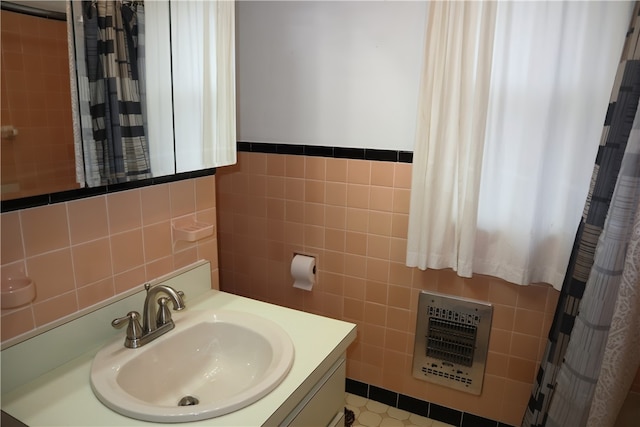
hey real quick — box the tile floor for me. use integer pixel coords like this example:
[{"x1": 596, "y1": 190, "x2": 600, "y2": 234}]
[
  {"x1": 345, "y1": 393, "x2": 455, "y2": 427},
  {"x1": 345, "y1": 390, "x2": 640, "y2": 427}
]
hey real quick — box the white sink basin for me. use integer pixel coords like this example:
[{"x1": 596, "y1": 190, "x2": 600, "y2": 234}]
[{"x1": 90, "y1": 310, "x2": 294, "y2": 422}]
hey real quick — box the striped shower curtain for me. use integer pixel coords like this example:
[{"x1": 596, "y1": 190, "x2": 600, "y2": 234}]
[
  {"x1": 523, "y1": 3, "x2": 640, "y2": 426},
  {"x1": 83, "y1": 0, "x2": 150, "y2": 185}
]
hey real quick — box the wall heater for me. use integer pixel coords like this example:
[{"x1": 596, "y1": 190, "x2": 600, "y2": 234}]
[{"x1": 412, "y1": 290, "x2": 493, "y2": 395}]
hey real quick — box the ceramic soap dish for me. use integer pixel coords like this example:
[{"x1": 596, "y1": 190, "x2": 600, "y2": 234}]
[
  {"x1": 1, "y1": 277, "x2": 36, "y2": 309},
  {"x1": 173, "y1": 221, "x2": 214, "y2": 242}
]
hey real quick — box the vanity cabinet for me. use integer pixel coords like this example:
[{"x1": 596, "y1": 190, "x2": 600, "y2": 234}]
[
  {"x1": 282, "y1": 356, "x2": 346, "y2": 427},
  {"x1": 1, "y1": 261, "x2": 357, "y2": 427}
]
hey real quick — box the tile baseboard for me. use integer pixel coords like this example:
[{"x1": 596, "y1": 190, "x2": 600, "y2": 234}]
[{"x1": 345, "y1": 378, "x2": 516, "y2": 427}]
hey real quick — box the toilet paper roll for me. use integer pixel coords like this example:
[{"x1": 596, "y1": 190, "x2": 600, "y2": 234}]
[{"x1": 291, "y1": 254, "x2": 316, "y2": 291}]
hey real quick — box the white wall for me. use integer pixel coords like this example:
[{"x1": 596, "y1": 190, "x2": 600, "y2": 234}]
[{"x1": 236, "y1": 1, "x2": 426, "y2": 151}]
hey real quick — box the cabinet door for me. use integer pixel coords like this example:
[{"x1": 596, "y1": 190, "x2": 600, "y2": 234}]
[{"x1": 286, "y1": 358, "x2": 346, "y2": 427}]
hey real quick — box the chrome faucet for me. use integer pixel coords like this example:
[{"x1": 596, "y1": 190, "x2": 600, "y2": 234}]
[
  {"x1": 142, "y1": 284, "x2": 185, "y2": 333},
  {"x1": 112, "y1": 283, "x2": 185, "y2": 348}
]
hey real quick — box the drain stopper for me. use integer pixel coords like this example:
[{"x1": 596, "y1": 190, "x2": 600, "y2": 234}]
[{"x1": 178, "y1": 396, "x2": 199, "y2": 406}]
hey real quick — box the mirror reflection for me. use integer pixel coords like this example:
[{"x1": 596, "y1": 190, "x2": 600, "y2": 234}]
[
  {"x1": 70, "y1": 0, "x2": 175, "y2": 187},
  {"x1": 1, "y1": 0, "x2": 174, "y2": 202},
  {"x1": 1, "y1": 0, "x2": 237, "y2": 204},
  {"x1": 1, "y1": 2, "x2": 78, "y2": 200},
  {"x1": 74, "y1": 0, "x2": 152, "y2": 186}
]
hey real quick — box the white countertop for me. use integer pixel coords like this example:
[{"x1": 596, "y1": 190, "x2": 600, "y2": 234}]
[{"x1": 1, "y1": 275, "x2": 356, "y2": 426}]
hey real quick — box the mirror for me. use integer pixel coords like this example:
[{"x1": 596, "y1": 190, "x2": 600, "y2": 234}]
[
  {"x1": 1, "y1": 1, "x2": 77, "y2": 200},
  {"x1": 69, "y1": 0, "x2": 176, "y2": 188},
  {"x1": 0, "y1": 0, "x2": 236, "y2": 204}
]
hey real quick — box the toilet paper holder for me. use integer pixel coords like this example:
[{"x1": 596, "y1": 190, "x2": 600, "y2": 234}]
[{"x1": 291, "y1": 253, "x2": 316, "y2": 291}]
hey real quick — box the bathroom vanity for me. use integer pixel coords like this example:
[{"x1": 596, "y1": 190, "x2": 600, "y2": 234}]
[{"x1": 0, "y1": 261, "x2": 357, "y2": 426}]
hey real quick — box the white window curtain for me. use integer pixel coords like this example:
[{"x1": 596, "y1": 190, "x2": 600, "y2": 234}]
[
  {"x1": 171, "y1": 0, "x2": 237, "y2": 172},
  {"x1": 407, "y1": 1, "x2": 633, "y2": 290},
  {"x1": 406, "y1": 0, "x2": 497, "y2": 277},
  {"x1": 145, "y1": 0, "x2": 174, "y2": 178}
]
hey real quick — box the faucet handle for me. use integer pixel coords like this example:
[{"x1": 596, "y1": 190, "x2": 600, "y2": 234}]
[
  {"x1": 156, "y1": 297, "x2": 173, "y2": 326},
  {"x1": 112, "y1": 311, "x2": 144, "y2": 344}
]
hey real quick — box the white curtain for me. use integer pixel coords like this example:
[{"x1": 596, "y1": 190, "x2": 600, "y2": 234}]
[
  {"x1": 407, "y1": 1, "x2": 633, "y2": 290},
  {"x1": 67, "y1": 0, "x2": 85, "y2": 187},
  {"x1": 145, "y1": 0, "x2": 175, "y2": 178},
  {"x1": 406, "y1": 1, "x2": 497, "y2": 275},
  {"x1": 206, "y1": 0, "x2": 237, "y2": 168},
  {"x1": 171, "y1": 0, "x2": 237, "y2": 172}
]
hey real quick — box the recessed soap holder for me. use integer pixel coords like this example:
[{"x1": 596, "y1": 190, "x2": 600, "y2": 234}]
[
  {"x1": 1, "y1": 277, "x2": 36, "y2": 309},
  {"x1": 172, "y1": 217, "x2": 214, "y2": 242}
]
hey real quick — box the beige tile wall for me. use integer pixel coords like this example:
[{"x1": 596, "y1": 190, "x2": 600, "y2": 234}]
[
  {"x1": 0, "y1": 176, "x2": 219, "y2": 342},
  {"x1": 216, "y1": 152, "x2": 558, "y2": 426},
  {"x1": 1, "y1": 10, "x2": 78, "y2": 199}
]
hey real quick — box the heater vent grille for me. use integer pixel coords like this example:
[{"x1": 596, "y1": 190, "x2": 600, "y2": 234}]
[
  {"x1": 426, "y1": 317, "x2": 477, "y2": 367},
  {"x1": 412, "y1": 291, "x2": 493, "y2": 395}
]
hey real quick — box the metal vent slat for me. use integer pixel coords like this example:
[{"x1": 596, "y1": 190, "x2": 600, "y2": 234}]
[{"x1": 426, "y1": 317, "x2": 477, "y2": 367}]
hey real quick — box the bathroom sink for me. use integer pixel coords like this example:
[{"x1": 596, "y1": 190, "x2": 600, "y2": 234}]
[{"x1": 90, "y1": 310, "x2": 294, "y2": 422}]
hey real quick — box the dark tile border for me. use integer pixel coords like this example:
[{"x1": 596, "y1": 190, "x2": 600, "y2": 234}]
[
  {"x1": 3, "y1": 141, "x2": 412, "y2": 213},
  {"x1": 398, "y1": 393, "x2": 429, "y2": 417},
  {"x1": 306, "y1": 145, "x2": 334, "y2": 157},
  {"x1": 399, "y1": 151, "x2": 414, "y2": 163},
  {"x1": 430, "y1": 402, "x2": 462, "y2": 426},
  {"x1": 369, "y1": 385, "x2": 398, "y2": 407},
  {"x1": 237, "y1": 141, "x2": 413, "y2": 163},
  {"x1": 345, "y1": 378, "x2": 369, "y2": 398},
  {"x1": 462, "y1": 412, "x2": 501, "y2": 427},
  {"x1": 345, "y1": 378, "x2": 516, "y2": 427},
  {"x1": 0, "y1": 194, "x2": 50, "y2": 211},
  {"x1": 1, "y1": 168, "x2": 216, "y2": 213},
  {"x1": 335, "y1": 147, "x2": 365, "y2": 159}
]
